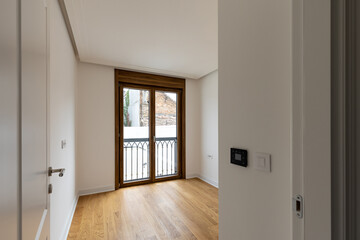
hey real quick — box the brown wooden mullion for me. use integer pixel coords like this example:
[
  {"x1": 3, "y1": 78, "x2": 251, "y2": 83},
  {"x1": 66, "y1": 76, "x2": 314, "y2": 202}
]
[
  {"x1": 150, "y1": 88, "x2": 156, "y2": 183},
  {"x1": 181, "y1": 86, "x2": 186, "y2": 179},
  {"x1": 114, "y1": 80, "x2": 120, "y2": 190},
  {"x1": 119, "y1": 84, "x2": 124, "y2": 187},
  {"x1": 177, "y1": 90, "x2": 182, "y2": 178}
]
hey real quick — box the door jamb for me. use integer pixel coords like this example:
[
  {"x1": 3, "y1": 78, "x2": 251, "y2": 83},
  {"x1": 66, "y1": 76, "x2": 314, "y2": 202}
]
[{"x1": 292, "y1": 0, "x2": 331, "y2": 239}]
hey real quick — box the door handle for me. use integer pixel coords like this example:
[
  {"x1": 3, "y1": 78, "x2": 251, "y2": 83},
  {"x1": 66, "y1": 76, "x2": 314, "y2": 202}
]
[{"x1": 48, "y1": 167, "x2": 65, "y2": 177}]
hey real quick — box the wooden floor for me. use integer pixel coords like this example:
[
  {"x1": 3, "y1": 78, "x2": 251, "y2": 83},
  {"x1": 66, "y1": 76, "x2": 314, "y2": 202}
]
[{"x1": 68, "y1": 178, "x2": 218, "y2": 240}]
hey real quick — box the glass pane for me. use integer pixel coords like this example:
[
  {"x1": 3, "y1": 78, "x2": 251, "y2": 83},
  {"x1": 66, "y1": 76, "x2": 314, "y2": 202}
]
[
  {"x1": 155, "y1": 91, "x2": 178, "y2": 178},
  {"x1": 123, "y1": 88, "x2": 150, "y2": 182}
]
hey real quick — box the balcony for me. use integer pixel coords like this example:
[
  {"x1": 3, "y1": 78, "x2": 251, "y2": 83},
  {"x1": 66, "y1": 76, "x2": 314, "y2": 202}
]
[{"x1": 123, "y1": 137, "x2": 177, "y2": 182}]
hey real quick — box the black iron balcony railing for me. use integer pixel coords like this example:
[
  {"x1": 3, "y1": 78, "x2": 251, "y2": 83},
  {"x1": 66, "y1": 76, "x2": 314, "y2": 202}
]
[{"x1": 123, "y1": 137, "x2": 177, "y2": 182}]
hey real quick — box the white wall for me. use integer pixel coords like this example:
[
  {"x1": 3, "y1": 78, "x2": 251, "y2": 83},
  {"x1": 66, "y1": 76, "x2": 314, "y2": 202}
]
[
  {"x1": 185, "y1": 79, "x2": 201, "y2": 177},
  {"x1": 219, "y1": 0, "x2": 291, "y2": 239},
  {"x1": 77, "y1": 62, "x2": 115, "y2": 194},
  {"x1": 49, "y1": 0, "x2": 78, "y2": 239},
  {"x1": 198, "y1": 70, "x2": 218, "y2": 187},
  {"x1": 76, "y1": 63, "x2": 202, "y2": 191}
]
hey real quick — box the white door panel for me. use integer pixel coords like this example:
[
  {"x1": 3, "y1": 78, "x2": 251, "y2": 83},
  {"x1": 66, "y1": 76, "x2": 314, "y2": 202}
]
[
  {"x1": 0, "y1": 0, "x2": 20, "y2": 239},
  {"x1": 22, "y1": 0, "x2": 49, "y2": 239}
]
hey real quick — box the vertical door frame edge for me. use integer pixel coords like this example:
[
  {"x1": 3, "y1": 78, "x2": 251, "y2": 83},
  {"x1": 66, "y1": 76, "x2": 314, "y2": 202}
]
[
  {"x1": 114, "y1": 71, "x2": 120, "y2": 190},
  {"x1": 292, "y1": 0, "x2": 331, "y2": 239},
  {"x1": 292, "y1": 0, "x2": 305, "y2": 238},
  {"x1": 181, "y1": 82, "x2": 186, "y2": 179}
]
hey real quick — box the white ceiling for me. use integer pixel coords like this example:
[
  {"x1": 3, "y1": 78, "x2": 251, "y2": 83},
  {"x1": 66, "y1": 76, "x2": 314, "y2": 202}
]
[{"x1": 64, "y1": 0, "x2": 218, "y2": 79}]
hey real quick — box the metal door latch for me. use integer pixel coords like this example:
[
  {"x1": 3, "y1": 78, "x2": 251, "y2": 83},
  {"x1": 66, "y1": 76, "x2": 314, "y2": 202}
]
[
  {"x1": 48, "y1": 184, "x2": 53, "y2": 194},
  {"x1": 293, "y1": 194, "x2": 303, "y2": 219},
  {"x1": 48, "y1": 167, "x2": 65, "y2": 177}
]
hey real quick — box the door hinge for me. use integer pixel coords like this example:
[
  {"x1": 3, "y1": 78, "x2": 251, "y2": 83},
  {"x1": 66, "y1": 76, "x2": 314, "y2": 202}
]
[
  {"x1": 48, "y1": 184, "x2": 53, "y2": 194},
  {"x1": 293, "y1": 194, "x2": 303, "y2": 219}
]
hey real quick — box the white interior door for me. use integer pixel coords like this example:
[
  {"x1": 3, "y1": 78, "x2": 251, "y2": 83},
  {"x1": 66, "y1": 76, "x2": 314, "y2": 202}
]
[
  {"x1": 292, "y1": 0, "x2": 331, "y2": 239},
  {"x1": 0, "y1": 0, "x2": 21, "y2": 239},
  {"x1": 21, "y1": 0, "x2": 50, "y2": 239}
]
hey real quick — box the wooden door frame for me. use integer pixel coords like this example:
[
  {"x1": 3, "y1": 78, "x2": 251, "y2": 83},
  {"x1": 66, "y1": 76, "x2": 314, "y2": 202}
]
[
  {"x1": 114, "y1": 70, "x2": 186, "y2": 189},
  {"x1": 332, "y1": 0, "x2": 358, "y2": 238}
]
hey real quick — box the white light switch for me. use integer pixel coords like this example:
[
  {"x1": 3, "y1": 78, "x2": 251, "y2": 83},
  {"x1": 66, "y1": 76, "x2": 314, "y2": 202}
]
[
  {"x1": 254, "y1": 152, "x2": 271, "y2": 172},
  {"x1": 61, "y1": 140, "x2": 67, "y2": 149}
]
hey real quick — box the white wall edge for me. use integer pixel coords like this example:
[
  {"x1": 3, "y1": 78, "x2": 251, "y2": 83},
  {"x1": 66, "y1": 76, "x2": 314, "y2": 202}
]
[
  {"x1": 61, "y1": 195, "x2": 79, "y2": 240},
  {"x1": 80, "y1": 58, "x2": 201, "y2": 79},
  {"x1": 78, "y1": 185, "x2": 115, "y2": 196},
  {"x1": 187, "y1": 174, "x2": 219, "y2": 188}
]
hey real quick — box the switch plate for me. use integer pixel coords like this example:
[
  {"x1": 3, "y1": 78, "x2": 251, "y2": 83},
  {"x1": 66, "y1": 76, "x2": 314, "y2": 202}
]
[
  {"x1": 254, "y1": 152, "x2": 271, "y2": 172},
  {"x1": 230, "y1": 148, "x2": 248, "y2": 167},
  {"x1": 61, "y1": 140, "x2": 67, "y2": 149}
]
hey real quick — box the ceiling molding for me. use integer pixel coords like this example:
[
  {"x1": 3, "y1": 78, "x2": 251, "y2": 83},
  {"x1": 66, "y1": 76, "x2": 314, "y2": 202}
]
[
  {"x1": 80, "y1": 58, "x2": 201, "y2": 79},
  {"x1": 58, "y1": 0, "x2": 79, "y2": 59},
  {"x1": 198, "y1": 68, "x2": 218, "y2": 79}
]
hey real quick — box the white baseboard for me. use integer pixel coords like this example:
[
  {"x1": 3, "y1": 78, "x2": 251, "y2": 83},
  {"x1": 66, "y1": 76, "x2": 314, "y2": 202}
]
[
  {"x1": 186, "y1": 173, "x2": 199, "y2": 179},
  {"x1": 187, "y1": 174, "x2": 219, "y2": 188},
  {"x1": 78, "y1": 185, "x2": 115, "y2": 196},
  {"x1": 62, "y1": 195, "x2": 79, "y2": 240}
]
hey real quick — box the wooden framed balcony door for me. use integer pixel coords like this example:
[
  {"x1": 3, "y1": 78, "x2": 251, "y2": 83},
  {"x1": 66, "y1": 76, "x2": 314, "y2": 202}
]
[{"x1": 115, "y1": 70, "x2": 185, "y2": 189}]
